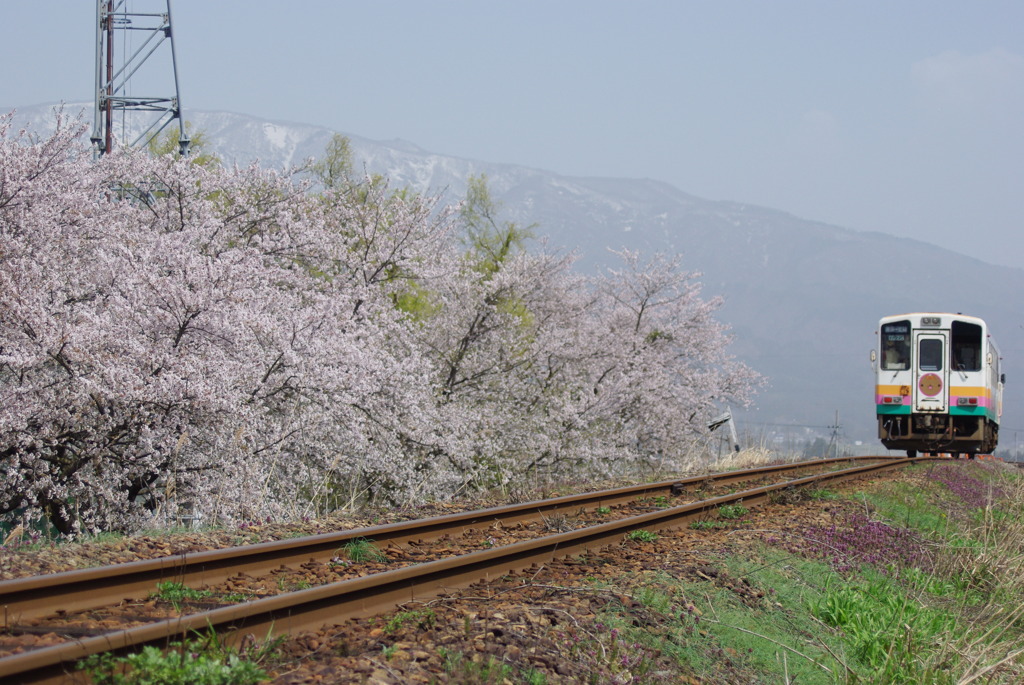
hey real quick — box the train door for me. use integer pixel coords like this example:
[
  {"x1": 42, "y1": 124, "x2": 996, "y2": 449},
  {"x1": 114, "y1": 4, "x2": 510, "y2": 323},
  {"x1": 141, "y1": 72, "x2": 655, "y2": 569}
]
[{"x1": 913, "y1": 330, "x2": 948, "y2": 413}]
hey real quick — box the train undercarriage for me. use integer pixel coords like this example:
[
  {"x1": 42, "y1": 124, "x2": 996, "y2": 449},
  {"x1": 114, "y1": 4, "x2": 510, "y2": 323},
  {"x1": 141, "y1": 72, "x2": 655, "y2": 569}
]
[{"x1": 878, "y1": 413, "x2": 998, "y2": 458}]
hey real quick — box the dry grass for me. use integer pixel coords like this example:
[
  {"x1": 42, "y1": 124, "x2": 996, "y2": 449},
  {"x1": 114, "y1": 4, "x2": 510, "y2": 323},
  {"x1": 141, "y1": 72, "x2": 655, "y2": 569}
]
[
  {"x1": 707, "y1": 445, "x2": 801, "y2": 471},
  {"x1": 939, "y1": 465, "x2": 1024, "y2": 682}
]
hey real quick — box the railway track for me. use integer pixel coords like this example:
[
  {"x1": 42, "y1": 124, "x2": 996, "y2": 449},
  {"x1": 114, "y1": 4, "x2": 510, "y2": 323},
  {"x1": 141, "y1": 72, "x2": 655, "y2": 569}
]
[{"x1": 0, "y1": 456, "x2": 933, "y2": 683}]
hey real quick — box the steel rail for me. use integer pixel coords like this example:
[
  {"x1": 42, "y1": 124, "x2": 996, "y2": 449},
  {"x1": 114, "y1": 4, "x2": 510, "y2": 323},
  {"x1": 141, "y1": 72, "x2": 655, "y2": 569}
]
[
  {"x1": 0, "y1": 457, "x2": 930, "y2": 684},
  {"x1": 0, "y1": 456, "x2": 879, "y2": 622}
]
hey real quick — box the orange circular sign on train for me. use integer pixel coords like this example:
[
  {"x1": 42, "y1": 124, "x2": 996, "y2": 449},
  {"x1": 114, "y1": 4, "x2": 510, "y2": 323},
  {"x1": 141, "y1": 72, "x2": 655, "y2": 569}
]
[{"x1": 918, "y1": 373, "x2": 942, "y2": 397}]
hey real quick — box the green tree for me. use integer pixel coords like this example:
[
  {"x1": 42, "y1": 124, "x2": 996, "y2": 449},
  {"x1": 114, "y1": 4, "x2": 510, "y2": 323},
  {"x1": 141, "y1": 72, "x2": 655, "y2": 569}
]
[
  {"x1": 460, "y1": 174, "x2": 535, "y2": 276},
  {"x1": 147, "y1": 122, "x2": 220, "y2": 167},
  {"x1": 311, "y1": 133, "x2": 355, "y2": 190}
]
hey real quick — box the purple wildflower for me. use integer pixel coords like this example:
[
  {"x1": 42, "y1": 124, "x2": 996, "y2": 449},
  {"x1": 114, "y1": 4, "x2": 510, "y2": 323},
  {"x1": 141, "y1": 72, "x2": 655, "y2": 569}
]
[{"x1": 926, "y1": 465, "x2": 1005, "y2": 508}]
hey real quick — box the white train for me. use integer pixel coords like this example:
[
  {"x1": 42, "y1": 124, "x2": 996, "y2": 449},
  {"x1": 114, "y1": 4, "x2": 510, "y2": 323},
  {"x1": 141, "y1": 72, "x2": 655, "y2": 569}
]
[{"x1": 873, "y1": 313, "x2": 1003, "y2": 458}]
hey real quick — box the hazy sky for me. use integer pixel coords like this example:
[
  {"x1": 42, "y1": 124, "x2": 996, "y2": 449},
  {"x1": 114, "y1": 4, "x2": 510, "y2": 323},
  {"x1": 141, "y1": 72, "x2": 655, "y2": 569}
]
[{"x1": 3, "y1": 1, "x2": 1023, "y2": 268}]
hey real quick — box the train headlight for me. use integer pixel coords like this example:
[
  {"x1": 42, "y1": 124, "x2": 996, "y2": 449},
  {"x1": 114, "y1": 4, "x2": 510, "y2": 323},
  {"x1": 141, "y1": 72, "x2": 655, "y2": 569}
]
[{"x1": 957, "y1": 397, "x2": 979, "y2": 406}]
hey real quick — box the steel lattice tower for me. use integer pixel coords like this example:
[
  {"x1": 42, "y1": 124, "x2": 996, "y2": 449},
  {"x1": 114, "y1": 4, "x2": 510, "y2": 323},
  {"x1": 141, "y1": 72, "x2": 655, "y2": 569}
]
[{"x1": 91, "y1": 0, "x2": 189, "y2": 156}]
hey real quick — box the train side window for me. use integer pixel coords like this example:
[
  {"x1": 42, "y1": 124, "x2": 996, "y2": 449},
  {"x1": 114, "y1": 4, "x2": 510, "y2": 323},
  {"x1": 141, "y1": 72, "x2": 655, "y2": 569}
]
[
  {"x1": 881, "y1": 321, "x2": 910, "y2": 370},
  {"x1": 951, "y1": 321, "x2": 982, "y2": 371},
  {"x1": 919, "y1": 339, "x2": 943, "y2": 372}
]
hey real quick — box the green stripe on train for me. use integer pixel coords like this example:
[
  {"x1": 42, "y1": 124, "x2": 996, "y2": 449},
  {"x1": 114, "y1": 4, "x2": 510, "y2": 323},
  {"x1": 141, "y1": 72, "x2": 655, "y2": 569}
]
[{"x1": 877, "y1": 405, "x2": 998, "y2": 421}]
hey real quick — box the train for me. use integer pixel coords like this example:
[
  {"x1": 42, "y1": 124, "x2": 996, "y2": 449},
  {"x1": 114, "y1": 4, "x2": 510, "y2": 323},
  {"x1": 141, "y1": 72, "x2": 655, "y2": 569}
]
[{"x1": 874, "y1": 313, "x2": 1003, "y2": 458}]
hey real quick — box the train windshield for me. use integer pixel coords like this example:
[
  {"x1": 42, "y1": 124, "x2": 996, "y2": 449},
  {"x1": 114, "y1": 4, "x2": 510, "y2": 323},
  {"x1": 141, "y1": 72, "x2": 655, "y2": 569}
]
[
  {"x1": 881, "y1": 321, "x2": 910, "y2": 370},
  {"x1": 919, "y1": 339, "x2": 943, "y2": 372},
  {"x1": 951, "y1": 321, "x2": 982, "y2": 371}
]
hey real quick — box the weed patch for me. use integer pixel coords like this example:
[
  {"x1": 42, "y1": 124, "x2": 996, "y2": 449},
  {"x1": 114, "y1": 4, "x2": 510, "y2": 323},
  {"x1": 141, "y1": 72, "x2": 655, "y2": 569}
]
[
  {"x1": 927, "y1": 464, "x2": 1006, "y2": 509},
  {"x1": 384, "y1": 609, "x2": 436, "y2": 635},
  {"x1": 799, "y1": 510, "x2": 934, "y2": 574},
  {"x1": 336, "y1": 537, "x2": 387, "y2": 563},
  {"x1": 80, "y1": 633, "x2": 271, "y2": 685},
  {"x1": 150, "y1": 581, "x2": 213, "y2": 611},
  {"x1": 811, "y1": 573, "x2": 957, "y2": 682},
  {"x1": 626, "y1": 529, "x2": 658, "y2": 542},
  {"x1": 717, "y1": 503, "x2": 749, "y2": 520},
  {"x1": 760, "y1": 463, "x2": 1024, "y2": 682}
]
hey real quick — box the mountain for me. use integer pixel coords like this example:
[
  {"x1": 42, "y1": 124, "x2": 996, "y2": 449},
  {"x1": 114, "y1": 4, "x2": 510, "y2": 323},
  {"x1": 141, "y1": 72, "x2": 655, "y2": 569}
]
[{"x1": 10, "y1": 103, "x2": 1024, "y2": 453}]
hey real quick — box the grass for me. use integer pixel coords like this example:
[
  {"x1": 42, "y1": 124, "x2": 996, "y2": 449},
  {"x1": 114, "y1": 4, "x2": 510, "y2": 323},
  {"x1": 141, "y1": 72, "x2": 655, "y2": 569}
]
[
  {"x1": 811, "y1": 575, "x2": 958, "y2": 682},
  {"x1": 150, "y1": 581, "x2": 212, "y2": 611},
  {"x1": 220, "y1": 592, "x2": 255, "y2": 603},
  {"x1": 276, "y1": 577, "x2": 313, "y2": 592},
  {"x1": 543, "y1": 461, "x2": 1024, "y2": 683},
  {"x1": 384, "y1": 609, "x2": 436, "y2": 635},
  {"x1": 626, "y1": 529, "x2": 659, "y2": 542},
  {"x1": 688, "y1": 502, "x2": 751, "y2": 530},
  {"x1": 561, "y1": 554, "x2": 844, "y2": 683},
  {"x1": 689, "y1": 519, "x2": 725, "y2": 530},
  {"x1": 335, "y1": 537, "x2": 387, "y2": 563},
  {"x1": 716, "y1": 503, "x2": 749, "y2": 519},
  {"x1": 80, "y1": 632, "x2": 271, "y2": 685}
]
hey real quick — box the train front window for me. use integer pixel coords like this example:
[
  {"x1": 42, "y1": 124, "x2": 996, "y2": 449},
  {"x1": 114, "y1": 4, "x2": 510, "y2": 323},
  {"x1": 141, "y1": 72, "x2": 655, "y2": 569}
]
[
  {"x1": 951, "y1": 321, "x2": 982, "y2": 371},
  {"x1": 881, "y1": 321, "x2": 910, "y2": 370},
  {"x1": 919, "y1": 339, "x2": 943, "y2": 372}
]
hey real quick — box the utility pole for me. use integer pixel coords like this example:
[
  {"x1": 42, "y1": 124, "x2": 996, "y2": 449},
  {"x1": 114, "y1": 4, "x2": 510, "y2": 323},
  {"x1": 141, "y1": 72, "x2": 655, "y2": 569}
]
[
  {"x1": 825, "y1": 410, "x2": 841, "y2": 459},
  {"x1": 91, "y1": 0, "x2": 189, "y2": 157}
]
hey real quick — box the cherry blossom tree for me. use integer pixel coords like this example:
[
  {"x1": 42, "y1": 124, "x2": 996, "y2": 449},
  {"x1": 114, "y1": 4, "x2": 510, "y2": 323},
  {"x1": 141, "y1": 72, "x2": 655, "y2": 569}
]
[
  {"x1": 407, "y1": 181, "x2": 762, "y2": 492},
  {"x1": 1, "y1": 112, "x2": 761, "y2": 536},
  {"x1": 0, "y1": 113, "x2": 448, "y2": 533},
  {"x1": 581, "y1": 249, "x2": 762, "y2": 466}
]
